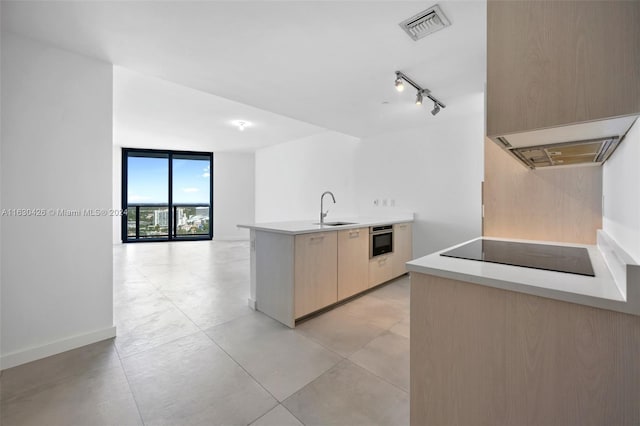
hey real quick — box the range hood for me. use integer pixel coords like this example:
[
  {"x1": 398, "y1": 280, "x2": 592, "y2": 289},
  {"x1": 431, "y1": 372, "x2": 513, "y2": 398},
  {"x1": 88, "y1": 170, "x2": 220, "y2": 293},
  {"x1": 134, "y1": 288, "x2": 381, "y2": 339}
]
[{"x1": 491, "y1": 115, "x2": 638, "y2": 169}]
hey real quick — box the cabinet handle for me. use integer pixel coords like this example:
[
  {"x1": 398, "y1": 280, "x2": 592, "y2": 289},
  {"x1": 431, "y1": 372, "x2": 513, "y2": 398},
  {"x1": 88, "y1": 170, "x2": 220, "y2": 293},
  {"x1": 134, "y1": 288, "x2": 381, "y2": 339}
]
[
  {"x1": 397, "y1": 224, "x2": 407, "y2": 229},
  {"x1": 348, "y1": 230, "x2": 360, "y2": 237},
  {"x1": 378, "y1": 257, "x2": 387, "y2": 264},
  {"x1": 310, "y1": 235, "x2": 325, "y2": 240}
]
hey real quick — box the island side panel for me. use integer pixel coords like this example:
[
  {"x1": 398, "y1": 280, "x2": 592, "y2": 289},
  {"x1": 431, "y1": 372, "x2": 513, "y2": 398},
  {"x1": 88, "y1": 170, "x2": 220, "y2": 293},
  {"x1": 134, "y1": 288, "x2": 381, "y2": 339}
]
[
  {"x1": 255, "y1": 230, "x2": 295, "y2": 327},
  {"x1": 411, "y1": 272, "x2": 640, "y2": 426},
  {"x1": 410, "y1": 272, "x2": 508, "y2": 426},
  {"x1": 249, "y1": 229, "x2": 257, "y2": 309}
]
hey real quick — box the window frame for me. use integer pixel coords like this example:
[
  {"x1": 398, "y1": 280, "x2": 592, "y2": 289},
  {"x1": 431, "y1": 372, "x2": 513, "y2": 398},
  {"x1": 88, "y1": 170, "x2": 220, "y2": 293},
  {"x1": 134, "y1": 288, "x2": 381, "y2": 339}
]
[{"x1": 121, "y1": 148, "x2": 214, "y2": 243}]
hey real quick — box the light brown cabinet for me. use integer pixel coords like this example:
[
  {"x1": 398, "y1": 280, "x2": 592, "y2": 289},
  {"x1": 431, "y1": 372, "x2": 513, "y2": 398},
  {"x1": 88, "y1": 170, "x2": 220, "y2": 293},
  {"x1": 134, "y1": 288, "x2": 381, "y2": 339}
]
[
  {"x1": 294, "y1": 231, "x2": 337, "y2": 318},
  {"x1": 487, "y1": 0, "x2": 640, "y2": 137},
  {"x1": 411, "y1": 272, "x2": 640, "y2": 425},
  {"x1": 392, "y1": 223, "x2": 413, "y2": 277},
  {"x1": 256, "y1": 222, "x2": 413, "y2": 327},
  {"x1": 337, "y1": 227, "x2": 369, "y2": 301},
  {"x1": 369, "y1": 254, "x2": 393, "y2": 288}
]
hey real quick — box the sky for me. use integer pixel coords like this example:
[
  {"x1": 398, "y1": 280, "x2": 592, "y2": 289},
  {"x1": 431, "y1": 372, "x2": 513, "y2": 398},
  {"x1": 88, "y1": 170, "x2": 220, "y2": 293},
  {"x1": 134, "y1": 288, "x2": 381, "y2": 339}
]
[{"x1": 127, "y1": 156, "x2": 211, "y2": 204}]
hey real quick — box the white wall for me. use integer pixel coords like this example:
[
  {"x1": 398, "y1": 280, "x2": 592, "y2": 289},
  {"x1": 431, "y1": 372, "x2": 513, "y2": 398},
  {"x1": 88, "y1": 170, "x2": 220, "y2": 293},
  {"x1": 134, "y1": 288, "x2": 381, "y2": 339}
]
[
  {"x1": 603, "y1": 119, "x2": 640, "y2": 263},
  {"x1": 214, "y1": 152, "x2": 255, "y2": 240},
  {"x1": 356, "y1": 110, "x2": 484, "y2": 257},
  {"x1": 253, "y1": 102, "x2": 484, "y2": 258},
  {"x1": 112, "y1": 145, "x2": 122, "y2": 243},
  {"x1": 1, "y1": 33, "x2": 115, "y2": 369},
  {"x1": 255, "y1": 131, "x2": 360, "y2": 223}
]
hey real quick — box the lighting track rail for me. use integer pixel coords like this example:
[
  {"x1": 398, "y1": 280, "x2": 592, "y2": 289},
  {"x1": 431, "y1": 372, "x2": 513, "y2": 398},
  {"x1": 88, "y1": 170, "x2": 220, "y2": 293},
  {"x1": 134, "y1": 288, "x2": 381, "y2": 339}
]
[{"x1": 394, "y1": 71, "x2": 446, "y2": 115}]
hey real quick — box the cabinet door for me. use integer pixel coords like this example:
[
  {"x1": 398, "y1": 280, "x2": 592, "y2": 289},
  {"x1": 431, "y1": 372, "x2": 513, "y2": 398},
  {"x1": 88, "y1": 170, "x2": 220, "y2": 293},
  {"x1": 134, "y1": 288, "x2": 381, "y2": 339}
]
[
  {"x1": 338, "y1": 227, "x2": 369, "y2": 301},
  {"x1": 487, "y1": 0, "x2": 640, "y2": 137},
  {"x1": 392, "y1": 223, "x2": 413, "y2": 278},
  {"x1": 369, "y1": 254, "x2": 393, "y2": 288},
  {"x1": 294, "y1": 231, "x2": 338, "y2": 318}
]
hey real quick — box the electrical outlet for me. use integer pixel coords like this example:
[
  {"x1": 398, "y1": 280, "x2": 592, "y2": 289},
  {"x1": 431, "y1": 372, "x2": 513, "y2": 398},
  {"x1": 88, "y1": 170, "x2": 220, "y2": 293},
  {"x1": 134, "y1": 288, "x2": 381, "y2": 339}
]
[
  {"x1": 382, "y1": 199, "x2": 388, "y2": 207},
  {"x1": 390, "y1": 199, "x2": 396, "y2": 207},
  {"x1": 373, "y1": 199, "x2": 379, "y2": 206}
]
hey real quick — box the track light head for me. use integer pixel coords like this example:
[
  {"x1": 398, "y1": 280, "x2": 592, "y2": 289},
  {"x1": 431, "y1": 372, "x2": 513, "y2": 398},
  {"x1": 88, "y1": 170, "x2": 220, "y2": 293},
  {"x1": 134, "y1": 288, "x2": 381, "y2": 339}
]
[
  {"x1": 415, "y1": 91, "x2": 423, "y2": 105},
  {"x1": 431, "y1": 103, "x2": 441, "y2": 116},
  {"x1": 395, "y1": 76, "x2": 404, "y2": 92}
]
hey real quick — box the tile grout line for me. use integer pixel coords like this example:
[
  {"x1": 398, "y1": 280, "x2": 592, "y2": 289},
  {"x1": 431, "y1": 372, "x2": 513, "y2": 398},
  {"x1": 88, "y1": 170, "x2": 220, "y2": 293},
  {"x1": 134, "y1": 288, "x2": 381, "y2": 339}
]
[
  {"x1": 293, "y1": 326, "x2": 382, "y2": 360},
  {"x1": 296, "y1": 317, "x2": 410, "y2": 397},
  {"x1": 115, "y1": 242, "x2": 408, "y2": 424},
  {"x1": 341, "y1": 318, "x2": 411, "y2": 396},
  {"x1": 294, "y1": 295, "x2": 407, "y2": 361},
  {"x1": 246, "y1": 402, "x2": 308, "y2": 426},
  {"x1": 291, "y1": 327, "x2": 410, "y2": 399},
  {"x1": 199, "y1": 330, "x2": 282, "y2": 420},
  {"x1": 145, "y1": 279, "x2": 286, "y2": 418},
  {"x1": 281, "y1": 403, "x2": 307, "y2": 426},
  {"x1": 346, "y1": 354, "x2": 410, "y2": 397},
  {"x1": 344, "y1": 357, "x2": 410, "y2": 397},
  {"x1": 113, "y1": 342, "x2": 147, "y2": 426}
]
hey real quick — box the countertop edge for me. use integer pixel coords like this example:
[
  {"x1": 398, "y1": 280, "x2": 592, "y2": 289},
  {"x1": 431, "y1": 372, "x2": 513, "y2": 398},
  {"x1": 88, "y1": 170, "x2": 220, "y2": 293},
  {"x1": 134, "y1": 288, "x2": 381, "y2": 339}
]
[
  {"x1": 407, "y1": 235, "x2": 640, "y2": 316},
  {"x1": 237, "y1": 216, "x2": 414, "y2": 235}
]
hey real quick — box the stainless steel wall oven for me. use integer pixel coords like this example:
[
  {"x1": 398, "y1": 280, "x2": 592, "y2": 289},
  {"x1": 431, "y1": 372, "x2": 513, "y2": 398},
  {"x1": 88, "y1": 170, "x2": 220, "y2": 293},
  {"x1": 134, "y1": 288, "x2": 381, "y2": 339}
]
[{"x1": 370, "y1": 225, "x2": 393, "y2": 258}]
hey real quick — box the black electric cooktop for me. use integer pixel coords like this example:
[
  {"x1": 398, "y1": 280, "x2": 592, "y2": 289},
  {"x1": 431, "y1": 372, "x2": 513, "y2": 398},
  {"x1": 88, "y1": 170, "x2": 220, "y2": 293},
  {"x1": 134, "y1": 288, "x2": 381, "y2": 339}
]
[{"x1": 440, "y1": 239, "x2": 595, "y2": 277}]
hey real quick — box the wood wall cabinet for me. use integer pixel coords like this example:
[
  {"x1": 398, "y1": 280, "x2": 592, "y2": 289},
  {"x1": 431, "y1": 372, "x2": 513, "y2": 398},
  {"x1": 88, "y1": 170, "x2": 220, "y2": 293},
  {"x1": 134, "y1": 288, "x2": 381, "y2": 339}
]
[
  {"x1": 487, "y1": 0, "x2": 640, "y2": 137},
  {"x1": 294, "y1": 231, "x2": 337, "y2": 318},
  {"x1": 369, "y1": 254, "x2": 392, "y2": 288},
  {"x1": 392, "y1": 223, "x2": 413, "y2": 277},
  {"x1": 337, "y1": 227, "x2": 369, "y2": 301}
]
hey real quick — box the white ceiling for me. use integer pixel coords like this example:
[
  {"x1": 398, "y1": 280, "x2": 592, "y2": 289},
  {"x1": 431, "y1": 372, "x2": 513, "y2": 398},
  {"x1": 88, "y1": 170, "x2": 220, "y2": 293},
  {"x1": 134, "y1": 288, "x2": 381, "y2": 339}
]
[
  {"x1": 114, "y1": 67, "x2": 326, "y2": 152},
  {"x1": 2, "y1": 0, "x2": 486, "y2": 144}
]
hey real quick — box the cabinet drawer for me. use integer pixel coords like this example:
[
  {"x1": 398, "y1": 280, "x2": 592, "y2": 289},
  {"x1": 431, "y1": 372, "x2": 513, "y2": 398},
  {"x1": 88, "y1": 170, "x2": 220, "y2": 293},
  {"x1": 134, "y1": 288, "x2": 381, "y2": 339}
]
[
  {"x1": 392, "y1": 223, "x2": 413, "y2": 278},
  {"x1": 338, "y1": 227, "x2": 369, "y2": 301},
  {"x1": 369, "y1": 254, "x2": 393, "y2": 288},
  {"x1": 294, "y1": 231, "x2": 338, "y2": 318}
]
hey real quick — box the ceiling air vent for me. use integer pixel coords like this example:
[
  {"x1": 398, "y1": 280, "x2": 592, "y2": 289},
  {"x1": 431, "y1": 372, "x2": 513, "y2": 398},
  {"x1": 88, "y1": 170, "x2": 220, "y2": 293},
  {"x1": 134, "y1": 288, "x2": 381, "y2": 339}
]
[{"x1": 399, "y1": 5, "x2": 451, "y2": 41}]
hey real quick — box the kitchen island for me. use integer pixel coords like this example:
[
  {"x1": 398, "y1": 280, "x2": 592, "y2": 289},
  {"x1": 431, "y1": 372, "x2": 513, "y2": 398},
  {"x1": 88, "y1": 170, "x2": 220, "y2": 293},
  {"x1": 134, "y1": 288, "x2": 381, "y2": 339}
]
[
  {"x1": 407, "y1": 231, "x2": 640, "y2": 425},
  {"x1": 238, "y1": 215, "x2": 413, "y2": 327}
]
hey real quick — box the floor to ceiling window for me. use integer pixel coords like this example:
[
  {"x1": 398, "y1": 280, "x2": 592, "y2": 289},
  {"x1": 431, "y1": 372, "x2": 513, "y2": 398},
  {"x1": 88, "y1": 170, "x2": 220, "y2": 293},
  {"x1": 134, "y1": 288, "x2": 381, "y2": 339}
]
[{"x1": 122, "y1": 148, "x2": 213, "y2": 242}]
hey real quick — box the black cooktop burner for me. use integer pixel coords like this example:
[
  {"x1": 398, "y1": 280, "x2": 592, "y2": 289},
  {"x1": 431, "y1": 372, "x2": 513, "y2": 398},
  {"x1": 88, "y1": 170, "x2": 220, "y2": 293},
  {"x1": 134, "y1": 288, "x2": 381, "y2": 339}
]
[{"x1": 440, "y1": 239, "x2": 595, "y2": 277}]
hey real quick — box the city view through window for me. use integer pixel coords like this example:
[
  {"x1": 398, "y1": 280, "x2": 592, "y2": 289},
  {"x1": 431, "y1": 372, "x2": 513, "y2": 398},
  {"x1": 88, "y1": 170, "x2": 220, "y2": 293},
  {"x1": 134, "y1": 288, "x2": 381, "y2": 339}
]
[{"x1": 123, "y1": 150, "x2": 212, "y2": 241}]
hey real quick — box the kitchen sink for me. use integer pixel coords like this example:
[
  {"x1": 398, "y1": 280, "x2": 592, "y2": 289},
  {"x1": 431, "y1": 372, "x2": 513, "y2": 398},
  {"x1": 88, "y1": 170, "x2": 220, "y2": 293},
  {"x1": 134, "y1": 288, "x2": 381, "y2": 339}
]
[{"x1": 315, "y1": 221, "x2": 357, "y2": 226}]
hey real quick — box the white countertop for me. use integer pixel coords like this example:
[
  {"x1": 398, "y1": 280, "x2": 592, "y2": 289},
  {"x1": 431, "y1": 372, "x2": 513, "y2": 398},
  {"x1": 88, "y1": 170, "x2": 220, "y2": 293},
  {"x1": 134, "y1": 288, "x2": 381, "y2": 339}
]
[
  {"x1": 406, "y1": 233, "x2": 640, "y2": 316},
  {"x1": 237, "y1": 214, "x2": 414, "y2": 235}
]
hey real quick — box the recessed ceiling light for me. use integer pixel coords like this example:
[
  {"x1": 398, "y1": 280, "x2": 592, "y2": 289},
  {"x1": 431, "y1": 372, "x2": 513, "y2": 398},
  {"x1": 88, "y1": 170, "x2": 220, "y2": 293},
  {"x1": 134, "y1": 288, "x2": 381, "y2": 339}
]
[{"x1": 231, "y1": 120, "x2": 252, "y2": 131}]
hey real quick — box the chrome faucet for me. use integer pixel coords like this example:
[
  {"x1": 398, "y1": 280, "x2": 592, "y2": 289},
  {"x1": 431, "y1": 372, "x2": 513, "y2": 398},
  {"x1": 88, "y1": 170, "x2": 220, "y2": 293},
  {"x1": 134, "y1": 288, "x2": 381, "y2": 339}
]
[{"x1": 320, "y1": 191, "x2": 336, "y2": 225}]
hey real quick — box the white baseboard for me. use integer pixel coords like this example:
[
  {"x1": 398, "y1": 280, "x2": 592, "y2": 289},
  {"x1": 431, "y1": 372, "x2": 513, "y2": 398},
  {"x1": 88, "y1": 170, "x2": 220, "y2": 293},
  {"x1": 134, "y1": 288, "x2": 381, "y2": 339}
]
[{"x1": 0, "y1": 326, "x2": 117, "y2": 371}]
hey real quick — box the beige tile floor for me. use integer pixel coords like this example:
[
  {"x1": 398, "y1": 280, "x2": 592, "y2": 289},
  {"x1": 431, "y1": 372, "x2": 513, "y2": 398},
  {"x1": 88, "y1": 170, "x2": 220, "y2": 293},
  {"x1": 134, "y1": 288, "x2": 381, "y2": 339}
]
[{"x1": 1, "y1": 240, "x2": 410, "y2": 426}]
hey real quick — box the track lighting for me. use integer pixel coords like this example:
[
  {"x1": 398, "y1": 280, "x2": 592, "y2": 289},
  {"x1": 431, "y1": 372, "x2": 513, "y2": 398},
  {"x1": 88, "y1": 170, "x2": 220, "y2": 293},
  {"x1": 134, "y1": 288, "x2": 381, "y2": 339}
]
[
  {"x1": 395, "y1": 76, "x2": 404, "y2": 92},
  {"x1": 394, "y1": 71, "x2": 445, "y2": 116}
]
